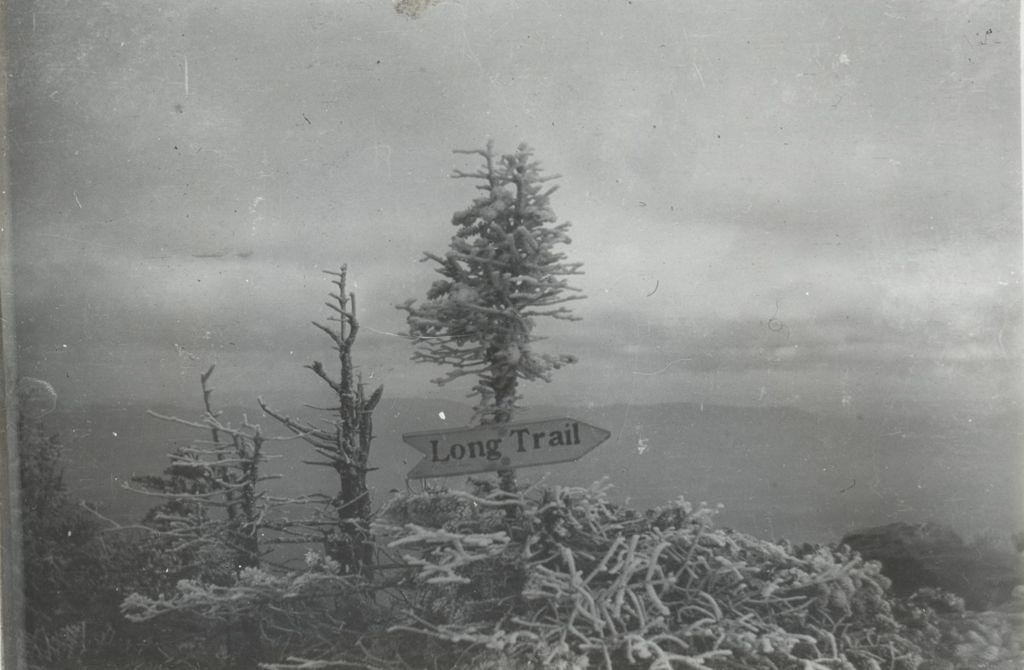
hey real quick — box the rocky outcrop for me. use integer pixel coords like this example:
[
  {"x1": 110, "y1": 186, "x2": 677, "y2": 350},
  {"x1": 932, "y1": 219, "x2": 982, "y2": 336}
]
[{"x1": 841, "y1": 522, "x2": 1021, "y2": 610}]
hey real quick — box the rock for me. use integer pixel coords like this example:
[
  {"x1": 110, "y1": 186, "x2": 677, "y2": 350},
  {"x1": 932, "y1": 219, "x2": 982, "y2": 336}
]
[
  {"x1": 841, "y1": 522, "x2": 1020, "y2": 610},
  {"x1": 841, "y1": 522, "x2": 963, "y2": 596}
]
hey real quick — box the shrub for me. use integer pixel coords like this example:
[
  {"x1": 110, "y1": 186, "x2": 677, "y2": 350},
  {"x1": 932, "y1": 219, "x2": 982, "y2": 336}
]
[{"x1": 353, "y1": 481, "x2": 1023, "y2": 670}]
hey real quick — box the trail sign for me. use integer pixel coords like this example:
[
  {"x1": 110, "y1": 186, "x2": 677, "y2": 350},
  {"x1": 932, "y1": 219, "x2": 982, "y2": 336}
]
[{"x1": 403, "y1": 418, "x2": 611, "y2": 480}]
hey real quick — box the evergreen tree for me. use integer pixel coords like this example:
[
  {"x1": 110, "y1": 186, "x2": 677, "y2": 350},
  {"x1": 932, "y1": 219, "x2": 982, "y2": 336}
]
[
  {"x1": 16, "y1": 379, "x2": 100, "y2": 635},
  {"x1": 16, "y1": 378, "x2": 139, "y2": 668},
  {"x1": 399, "y1": 141, "x2": 585, "y2": 429}
]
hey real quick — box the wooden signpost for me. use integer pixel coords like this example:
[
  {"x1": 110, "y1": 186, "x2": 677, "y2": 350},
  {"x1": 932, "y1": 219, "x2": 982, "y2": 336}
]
[{"x1": 403, "y1": 418, "x2": 612, "y2": 480}]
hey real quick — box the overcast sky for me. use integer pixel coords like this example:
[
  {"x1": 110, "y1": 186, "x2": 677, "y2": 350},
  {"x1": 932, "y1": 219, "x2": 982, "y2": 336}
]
[{"x1": 8, "y1": 0, "x2": 1021, "y2": 417}]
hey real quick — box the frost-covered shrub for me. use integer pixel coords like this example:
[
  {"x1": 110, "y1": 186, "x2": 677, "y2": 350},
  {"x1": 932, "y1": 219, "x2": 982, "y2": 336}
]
[
  {"x1": 894, "y1": 588, "x2": 1024, "y2": 669},
  {"x1": 368, "y1": 482, "x2": 1023, "y2": 670}
]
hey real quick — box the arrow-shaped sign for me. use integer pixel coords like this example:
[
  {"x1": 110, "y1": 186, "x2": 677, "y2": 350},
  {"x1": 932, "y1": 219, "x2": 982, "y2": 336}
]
[{"x1": 403, "y1": 417, "x2": 611, "y2": 480}]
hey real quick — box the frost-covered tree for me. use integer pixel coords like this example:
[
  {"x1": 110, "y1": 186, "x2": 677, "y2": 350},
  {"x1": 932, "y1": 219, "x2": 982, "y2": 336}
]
[
  {"x1": 125, "y1": 367, "x2": 277, "y2": 666},
  {"x1": 399, "y1": 142, "x2": 584, "y2": 429},
  {"x1": 122, "y1": 272, "x2": 386, "y2": 665},
  {"x1": 260, "y1": 266, "x2": 383, "y2": 576}
]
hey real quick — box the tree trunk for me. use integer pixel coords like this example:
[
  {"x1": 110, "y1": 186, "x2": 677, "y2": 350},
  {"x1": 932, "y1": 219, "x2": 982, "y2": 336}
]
[
  {"x1": 487, "y1": 364, "x2": 519, "y2": 512},
  {"x1": 329, "y1": 469, "x2": 373, "y2": 576}
]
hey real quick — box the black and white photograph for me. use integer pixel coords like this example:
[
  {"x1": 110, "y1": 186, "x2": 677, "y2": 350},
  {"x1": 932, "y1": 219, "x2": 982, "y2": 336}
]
[{"x1": 3, "y1": 1, "x2": 1022, "y2": 668}]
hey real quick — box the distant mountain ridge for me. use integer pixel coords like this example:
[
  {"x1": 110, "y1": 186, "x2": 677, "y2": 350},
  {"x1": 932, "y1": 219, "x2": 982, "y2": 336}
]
[{"x1": 41, "y1": 398, "x2": 1023, "y2": 544}]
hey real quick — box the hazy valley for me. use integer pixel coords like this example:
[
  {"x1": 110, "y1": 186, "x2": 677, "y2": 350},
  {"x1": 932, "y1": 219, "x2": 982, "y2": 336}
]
[{"x1": 47, "y1": 397, "x2": 1022, "y2": 544}]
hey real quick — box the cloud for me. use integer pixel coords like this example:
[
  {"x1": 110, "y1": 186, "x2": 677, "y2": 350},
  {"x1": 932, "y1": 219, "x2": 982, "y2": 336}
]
[
  {"x1": 8, "y1": 0, "x2": 1020, "y2": 418},
  {"x1": 543, "y1": 264, "x2": 1021, "y2": 411}
]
